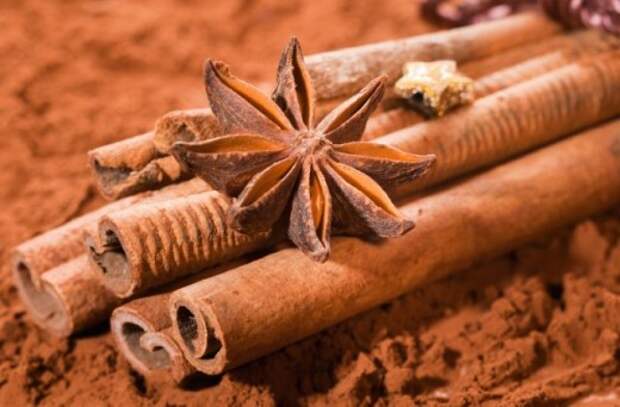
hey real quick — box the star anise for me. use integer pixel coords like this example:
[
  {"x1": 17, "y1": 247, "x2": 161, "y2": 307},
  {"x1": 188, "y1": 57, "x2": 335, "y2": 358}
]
[{"x1": 171, "y1": 38, "x2": 436, "y2": 262}]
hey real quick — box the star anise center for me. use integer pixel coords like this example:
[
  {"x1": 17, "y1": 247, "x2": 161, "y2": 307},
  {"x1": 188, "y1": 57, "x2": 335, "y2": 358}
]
[{"x1": 292, "y1": 130, "x2": 331, "y2": 157}]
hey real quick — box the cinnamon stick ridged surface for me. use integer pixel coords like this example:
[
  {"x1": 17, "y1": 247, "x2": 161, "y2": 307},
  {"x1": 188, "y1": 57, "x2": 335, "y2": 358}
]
[
  {"x1": 12, "y1": 179, "x2": 209, "y2": 288},
  {"x1": 13, "y1": 179, "x2": 210, "y2": 337},
  {"x1": 88, "y1": 191, "x2": 274, "y2": 297},
  {"x1": 170, "y1": 120, "x2": 620, "y2": 375}
]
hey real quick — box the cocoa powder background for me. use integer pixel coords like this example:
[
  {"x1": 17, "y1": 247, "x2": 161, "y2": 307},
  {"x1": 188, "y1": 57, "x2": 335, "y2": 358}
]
[{"x1": 1, "y1": 1, "x2": 620, "y2": 405}]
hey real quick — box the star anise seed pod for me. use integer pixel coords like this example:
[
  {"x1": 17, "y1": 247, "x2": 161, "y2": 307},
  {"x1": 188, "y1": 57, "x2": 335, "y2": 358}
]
[{"x1": 172, "y1": 38, "x2": 436, "y2": 262}]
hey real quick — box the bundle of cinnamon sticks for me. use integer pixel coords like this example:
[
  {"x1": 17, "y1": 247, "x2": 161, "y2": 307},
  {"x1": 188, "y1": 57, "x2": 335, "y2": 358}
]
[{"x1": 13, "y1": 11, "x2": 620, "y2": 383}]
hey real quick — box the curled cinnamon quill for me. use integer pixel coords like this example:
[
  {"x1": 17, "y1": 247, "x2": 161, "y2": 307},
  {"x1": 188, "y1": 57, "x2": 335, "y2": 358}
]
[{"x1": 172, "y1": 38, "x2": 435, "y2": 262}]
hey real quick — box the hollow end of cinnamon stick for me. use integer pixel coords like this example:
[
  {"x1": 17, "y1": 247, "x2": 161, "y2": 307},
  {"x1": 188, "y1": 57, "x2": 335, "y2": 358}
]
[
  {"x1": 86, "y1": 219, "x2": 137, "y2": 298},
  {"x1": 170, "y1": 295, "x2": 226, "y2": 375},
  {"x1": 111, "y1": 308, "x2": 194, "y2": 383},
  {"x1": 88, "y1": 133, "x2": 188, "y2": 200},
  {"x1": 14, "y1": 255, "x2": 118, "y2": 337},
  {"x1": 87, "y1": 191, "x2": 275, "y2": 299},
  {"x1": 13, "y1": 259, "x2": 72, "y2": 337}
]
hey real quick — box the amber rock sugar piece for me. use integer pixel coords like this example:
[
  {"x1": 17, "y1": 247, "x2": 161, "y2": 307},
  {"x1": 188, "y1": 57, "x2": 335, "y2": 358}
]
[
  {"x1": 394, "y1": 60, "x2": 474, "y2": 117},
  {"x1": 172, "y1": 38, "x2": 436, "y2": 262}
]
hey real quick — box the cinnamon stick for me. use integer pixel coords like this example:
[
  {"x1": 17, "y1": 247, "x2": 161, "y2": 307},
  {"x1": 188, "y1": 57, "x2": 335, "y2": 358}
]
[
  {"x1": 86, "y1": 191, "x2": 275, "y2": 298},
  {"x1": 14, "y1": 255, "x2": 120, "y2": 337},
  {"x1": 12, "y1": 178, "x2": 209, "y2": 288},
  {"x1": 305, "y1": 11, "x2": 559, "y2": 100},
  {"x1": 169, "y1": 119, "x2": 620, "y2": 375},
  {"x1": 364, "y1": 30, "x2": 620, "y2": 139},
  {"x1": 111, "y1": 294, "x2": 195, "y2": 383},
  {"x1": 471, "y1": 30, "x2": 619, "y2": 95},
  {"x1": 90, "y1": 51, "x2": 620, "y2": 299},
  {"x1": 89, "y1": 133, "x2": 188, "y2": 200},
  {"x1": 380, "y1": 50, "x2": 620, "y2": 196},
  {"x1": 90, "y1": 12, "x2": 559, "y2": 200},
  {"x1": 457, "y1": 30, "x2": 603, "y2": 79},
  {"x1": 110, "y1": 261, "x2": 240, "y2": 383}
]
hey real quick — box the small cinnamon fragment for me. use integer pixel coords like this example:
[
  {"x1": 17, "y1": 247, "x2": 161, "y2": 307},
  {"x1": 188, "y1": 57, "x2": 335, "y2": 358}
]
[
  {"x1": 394, "y1": 60, "x2": 474, "y2": 117},
  {"x1": 169, "y1": 119, "x2": 620, "y2": 375},
  {"x1": 89, "y1": 132, "x2": 188, "y2": 200},
  {"x1": 153, "y1": 108, "x2": 221, "y2": 154}
]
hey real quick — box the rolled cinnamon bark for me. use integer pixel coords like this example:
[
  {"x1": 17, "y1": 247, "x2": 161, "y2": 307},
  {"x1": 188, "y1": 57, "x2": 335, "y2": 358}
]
[
  {"x1": 364, "y1": 30, "x2": 620, "y2": 139},
  {"x1": 110, "y1": 261, "x2": 240, "y2": 383},
  {"x1": 381, "y1": 50, "x2": 620, "y2": 196},
  {"x1": 305, "y1": 11, "x2": 560, "y2": 100},
  {"x1": 12, "y1": 178, "x2": 209, "y2": 289},
  {"x1": 169, "y1": 119, "x2": 620, "y2": 375},
  {"x1": 87, "y1": 191, "x2": 275, "y2": 298},
  {"x1": 14, "y1": 255, "x2": 120, "y2": 337},
  {"x1": 90, "y1": 12, "x2": 559, "y2": 200},
  {"x1": 111, "y1": 294, "x2": 194, "y2": 383}
]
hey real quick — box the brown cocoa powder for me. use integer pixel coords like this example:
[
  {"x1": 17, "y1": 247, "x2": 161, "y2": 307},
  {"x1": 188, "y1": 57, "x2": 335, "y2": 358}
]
[{"x1": 2, "y1": 1, "x2": 620, "y2": 405}]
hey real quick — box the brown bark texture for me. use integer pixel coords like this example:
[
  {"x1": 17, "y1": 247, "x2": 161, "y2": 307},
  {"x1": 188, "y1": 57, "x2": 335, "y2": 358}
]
[
  {"x1": 87, "y1": 191, "x2": 276, "y2": 298},
  {"x1": 305, "y1": 11, "x2": 560, "y2": 99},
  {"x1": 12, "y1": 179, "x2": 209, "y2": 287}
]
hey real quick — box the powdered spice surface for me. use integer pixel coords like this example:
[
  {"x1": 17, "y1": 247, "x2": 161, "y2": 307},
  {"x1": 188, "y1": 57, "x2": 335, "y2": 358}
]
[{"x1": 1, "y1": 1, "x2": 619, "y2": 405}]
